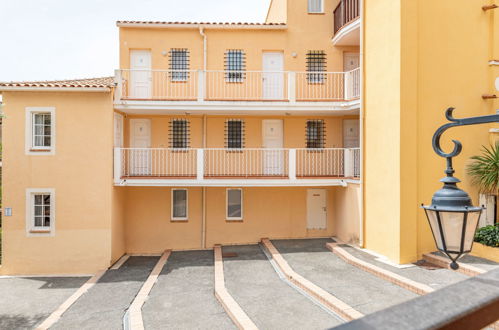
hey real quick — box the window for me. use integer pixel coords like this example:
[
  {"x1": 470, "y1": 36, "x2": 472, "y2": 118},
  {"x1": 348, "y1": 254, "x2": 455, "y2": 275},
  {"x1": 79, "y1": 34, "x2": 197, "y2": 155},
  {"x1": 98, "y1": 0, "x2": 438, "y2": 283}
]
[
  {"x1": 26, "y1": 107, "x2": 56, "y2": 155},
  {"x1": 169, "y1": 49, "x2": 189, "y2": 82},
  {"x1": 306, "y1": 51, "x2": 327, "y2": 83},
  {"x1": 306, "y1": 120, "x2": 325, "y2": 148},
  {"x1": 227, "y1": 188, "x2": 243, "y2": 220},
  {"x1": 169, "y1": 119, "x2": 190, "y2": 149},
  {"x1": 225, "y1": 119, "x2": 245, "y2": 149},
  {"x1": 308, "y1": 0, "x2": 323, "y2": 13},
  {"x1": 225, "y1": 50, "x2": 246, "y2": 82},
  {"x1": 26, "y1": 188, "x2": 55, "y2": 235},
  {"x1": 171, "y1": 189, "x2": 188, "y2": 220}
]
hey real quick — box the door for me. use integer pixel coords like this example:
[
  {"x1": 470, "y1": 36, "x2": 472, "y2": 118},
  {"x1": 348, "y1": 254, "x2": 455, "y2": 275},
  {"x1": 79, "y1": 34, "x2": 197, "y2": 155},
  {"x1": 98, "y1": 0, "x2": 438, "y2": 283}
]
[
  {"x1": 307, "y1": 189, "x2": 327, "y2": 229},
  {"x1": 130, "y1": 50, "x2": 152, "y2": 98},
  {"x1": 343, "y1": 53, "x2": 360, "y2": 71},
  {"x1": 343, "y1": 119, "x2": 360, "y2": 148},
  {"x1": 262, "y1": 120, "x2": 284, "y2": 175},
  {"x1": 129, "y1": 119, "x2": 151, "y2": 176},
  {"x1": 114, "y1": 113, "x2": 124, "y2": 148},
  {"x1": 262, "y1": 52, "x2": 284, "y2": 100}
]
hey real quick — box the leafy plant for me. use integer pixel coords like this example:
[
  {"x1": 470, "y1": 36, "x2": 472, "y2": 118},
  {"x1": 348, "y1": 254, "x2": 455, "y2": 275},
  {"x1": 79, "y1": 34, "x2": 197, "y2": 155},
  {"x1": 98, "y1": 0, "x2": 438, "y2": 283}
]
[
  {"x1": 467, "y1": 141, "x2": 499, "y2": 194},
  {"x1": 474, "y1": 224, "x2": 499, "y2": 247}
]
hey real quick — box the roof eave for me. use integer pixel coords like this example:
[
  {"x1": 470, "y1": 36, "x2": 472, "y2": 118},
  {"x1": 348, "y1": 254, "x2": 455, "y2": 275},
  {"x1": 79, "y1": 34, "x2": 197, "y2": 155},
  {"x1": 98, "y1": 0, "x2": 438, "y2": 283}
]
[
  {"x1": 0, "y1": 86, "x2": 112, "y2": 92},
  {"x1": 116, "y1": 22, "x2": 287, "y2": 30}
]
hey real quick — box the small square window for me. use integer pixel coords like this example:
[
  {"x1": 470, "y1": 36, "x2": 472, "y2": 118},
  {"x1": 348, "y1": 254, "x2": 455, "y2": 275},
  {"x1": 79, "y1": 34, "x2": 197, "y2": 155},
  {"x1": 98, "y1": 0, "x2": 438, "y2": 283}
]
[
  {"x1": 225, "y1": 50, "x2": 246, "y2": 82},
  {"x1": 169, "y1": 49, "x2": 190, "y2": 82},
  {"x1": 227, "y1": 189, "x2": 243, "y2": 220},
  {"x1": 225, "y1": 119, "x2": 244, "y2": 149},
  {"x1": 306, "y1": 51, "x2": 327, "y2": 83},
  {"x1": 172, "y1": 189, "x2": 188, "y2": 220},
  {"x1": 170, "y1": 119, "x2": 190, "y2": 149},
  {"x1": 308, "y1": 0, "x2": 323, "y2": 13},
  {"x1": 26, "y1": 188, "x2": 55, "y2": 236},
  {"x1": 306, "y1": 120, "x2": 325, "y2": 148},
  {"x1": 26, "y1": 107, "x2": 55, "y2": 155}
]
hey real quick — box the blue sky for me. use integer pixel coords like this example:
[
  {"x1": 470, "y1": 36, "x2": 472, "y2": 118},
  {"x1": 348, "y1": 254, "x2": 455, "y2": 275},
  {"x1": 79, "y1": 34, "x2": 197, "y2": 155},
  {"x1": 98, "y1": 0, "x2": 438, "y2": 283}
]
[{"x1": 0, "y1": 0, "x2": 271, "y2": 81}]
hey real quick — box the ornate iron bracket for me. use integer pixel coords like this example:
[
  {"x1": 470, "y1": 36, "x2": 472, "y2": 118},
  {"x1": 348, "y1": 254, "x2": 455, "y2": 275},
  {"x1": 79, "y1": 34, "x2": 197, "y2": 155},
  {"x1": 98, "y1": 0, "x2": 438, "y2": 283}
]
[{"x1": 432, "y1": 108, "x2": 499, "y2": 178}]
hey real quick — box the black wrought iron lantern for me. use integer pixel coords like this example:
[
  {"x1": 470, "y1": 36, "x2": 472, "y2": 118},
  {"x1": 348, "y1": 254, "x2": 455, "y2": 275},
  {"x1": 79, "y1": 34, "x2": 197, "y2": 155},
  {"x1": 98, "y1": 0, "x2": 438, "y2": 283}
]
[{"x1": 422, "y1": 108, "x2": 499, "y2": 269}]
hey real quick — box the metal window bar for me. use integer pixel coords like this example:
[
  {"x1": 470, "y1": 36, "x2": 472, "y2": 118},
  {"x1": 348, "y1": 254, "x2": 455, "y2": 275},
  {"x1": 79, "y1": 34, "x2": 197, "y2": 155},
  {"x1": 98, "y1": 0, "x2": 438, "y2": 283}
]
[
  {"x1": 306, "y1": 51, "x2": 327, "y2": 84},
  {"x1": 225, "y1": 50, "x2": 246, "y2": 82},
  {"x1": 169, "y1": 119, "x2": 190, "y2": 149},
  {"x1": 306, "y1": 120, "x2": 326, "y2": 149},
  {"x1": 169, "y1": 49, "x2": 190, "y2": 82},
  {"x1": 225, "y1": 119, "x2": 245, "y2": 149}
]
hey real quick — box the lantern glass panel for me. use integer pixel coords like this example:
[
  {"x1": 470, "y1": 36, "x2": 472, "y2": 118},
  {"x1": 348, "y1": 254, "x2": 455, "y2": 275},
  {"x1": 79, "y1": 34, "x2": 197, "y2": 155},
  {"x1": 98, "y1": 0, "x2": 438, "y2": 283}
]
[
  {"x1": 440, "y1": 211, "x2": 465, "y2": 253},
  {"x1": 425, "y1": 209, "x2": 444, "y2": 250},
  {"x1": 463, "y1": 211, "x2": 481, "y2": 252}
]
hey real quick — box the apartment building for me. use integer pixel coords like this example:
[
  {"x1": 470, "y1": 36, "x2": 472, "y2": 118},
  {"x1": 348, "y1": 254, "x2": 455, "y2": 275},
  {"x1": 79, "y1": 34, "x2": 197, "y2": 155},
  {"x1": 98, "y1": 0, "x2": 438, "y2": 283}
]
[{"x1": 0, "y1": 0, "x2": 362, "y2": 274}]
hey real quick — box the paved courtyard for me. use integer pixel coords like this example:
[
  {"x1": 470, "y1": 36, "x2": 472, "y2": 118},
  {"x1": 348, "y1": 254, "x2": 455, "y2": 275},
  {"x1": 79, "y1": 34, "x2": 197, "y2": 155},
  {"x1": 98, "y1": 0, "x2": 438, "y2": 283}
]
[{"x1": 0, "y1": 239, "x2": 495, "y2": 329}]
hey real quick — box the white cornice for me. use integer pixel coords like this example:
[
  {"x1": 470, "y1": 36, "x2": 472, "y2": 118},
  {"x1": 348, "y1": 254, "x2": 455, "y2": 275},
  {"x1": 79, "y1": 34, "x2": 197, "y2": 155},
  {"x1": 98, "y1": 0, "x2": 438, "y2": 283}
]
[
  {"x1": 116, "y1": 22, "x2": 287, "y2": 30},
  {"x1": 0, "y1": 87, "x2": 111, "y2": 92}
]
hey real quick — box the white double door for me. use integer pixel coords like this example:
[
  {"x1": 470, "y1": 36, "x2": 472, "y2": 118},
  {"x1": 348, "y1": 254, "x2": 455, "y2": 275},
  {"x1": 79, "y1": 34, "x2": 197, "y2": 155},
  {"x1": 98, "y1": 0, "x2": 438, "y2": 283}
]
[
  {"x1": 129, "y1": 119, "x2": 152, "y2": 176},
  {"x1": 262, "y1": 120, "x2": 284, "y2": 175}
]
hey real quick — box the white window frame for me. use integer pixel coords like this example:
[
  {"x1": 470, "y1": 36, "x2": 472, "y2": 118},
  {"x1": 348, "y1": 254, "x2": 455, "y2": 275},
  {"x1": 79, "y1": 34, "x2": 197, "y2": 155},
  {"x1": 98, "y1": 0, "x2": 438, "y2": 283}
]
[
  {"x1": 171, "y1": 188, "x2": 188, "y2": 221},
  {"x1": 25, "y1": 188, "x2": 55, "y2": 237},
  {"x1": 308, "y1": 0, "x2": 324, "y2": 13},
  {"x1": 25, "y1": 107, "x2": 56, "y2": 155},
  {"x1": 226, "y1": 188, "x2": 243, "y2": 221}
]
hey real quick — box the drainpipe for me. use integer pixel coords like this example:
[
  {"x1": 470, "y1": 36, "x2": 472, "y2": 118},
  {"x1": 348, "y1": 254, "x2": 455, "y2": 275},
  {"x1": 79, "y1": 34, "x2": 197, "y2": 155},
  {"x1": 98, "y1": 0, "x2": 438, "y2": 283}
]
[{"x1": 199, "y1": 26, "x2": 208, "y2": 249}]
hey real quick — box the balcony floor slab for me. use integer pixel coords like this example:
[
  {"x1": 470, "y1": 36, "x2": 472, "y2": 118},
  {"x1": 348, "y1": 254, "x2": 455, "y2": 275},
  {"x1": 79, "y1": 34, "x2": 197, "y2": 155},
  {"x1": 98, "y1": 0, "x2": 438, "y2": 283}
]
[{"x1": 114, "y1": 178, "x2": 358, "y2": 187}]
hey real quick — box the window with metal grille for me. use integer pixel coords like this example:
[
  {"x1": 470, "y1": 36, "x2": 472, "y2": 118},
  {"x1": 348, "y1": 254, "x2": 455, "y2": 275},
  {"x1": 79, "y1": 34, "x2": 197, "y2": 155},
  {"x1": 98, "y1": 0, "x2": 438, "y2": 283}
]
[
  {"x1": 308, "y1": 0, "x2": 323, "y2": 13},
  {"x1": 306, "y1": 120, "x2": 325, "y2": 148},
  {"x1": 33, "y1": 194, "x2": 51, "y2": 228},
  {"x1": 169, "y1": 49, "x2": 189, "y2": 82},
  {"x1": 32, "y1": 113, "x2": 51, "y2": 148},
  {"x1": 225, "y1": 50, "x2": 246, "y2": 82},
  {"x1": 306, "y1": 51, "x2": 327, "y2": 83},
  {"x1": 225, "y1": 119, "x2": 244, "y2": 149},
  {"x1": 169, "y1": 119, "x2": 190, "y2": 149}
]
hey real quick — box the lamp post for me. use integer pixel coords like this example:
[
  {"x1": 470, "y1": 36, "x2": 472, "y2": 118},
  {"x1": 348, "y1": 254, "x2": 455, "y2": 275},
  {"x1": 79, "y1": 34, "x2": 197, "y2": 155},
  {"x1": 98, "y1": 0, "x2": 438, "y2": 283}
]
[{"x1": 422, "y1": 108, "x2": 499, "y2": 269}]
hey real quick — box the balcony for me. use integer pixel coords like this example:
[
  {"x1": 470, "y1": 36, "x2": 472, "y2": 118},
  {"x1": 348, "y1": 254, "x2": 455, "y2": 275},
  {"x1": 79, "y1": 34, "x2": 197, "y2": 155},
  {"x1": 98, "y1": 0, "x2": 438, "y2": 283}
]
[
  {"x1": 114, "y1": 69, "x2": 360, "y2": 114},
  {"x1": 332, "y1": 0, "x2": 360, "y2": 46},
  {"x1": 113, "y1": 148, "x2": 360, "y2": 186}
]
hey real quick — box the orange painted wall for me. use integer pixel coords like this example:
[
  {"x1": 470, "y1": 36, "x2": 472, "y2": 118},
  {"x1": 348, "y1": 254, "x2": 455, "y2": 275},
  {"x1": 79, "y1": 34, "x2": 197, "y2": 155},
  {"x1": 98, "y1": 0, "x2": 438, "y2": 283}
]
[
  {"x1": 332, "y1": 183, "x2": 361, "y2": 244},
  {"x1": 1, "y1": 91, "x2": 114, "y2": 275},
  {"x1": 123, "y1": 186, "x2": 338, "y2": 253}
]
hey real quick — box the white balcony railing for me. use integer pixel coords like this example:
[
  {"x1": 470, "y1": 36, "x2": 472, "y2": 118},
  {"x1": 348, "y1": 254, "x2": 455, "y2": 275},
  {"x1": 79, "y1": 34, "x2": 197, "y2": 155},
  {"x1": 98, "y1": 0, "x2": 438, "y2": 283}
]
[
  {"x1": 116, "y1": 69, "x2": 360, "y2": 102},
  {"x1": 114, "y1": 148, "x2": 361, "y2": 181}
]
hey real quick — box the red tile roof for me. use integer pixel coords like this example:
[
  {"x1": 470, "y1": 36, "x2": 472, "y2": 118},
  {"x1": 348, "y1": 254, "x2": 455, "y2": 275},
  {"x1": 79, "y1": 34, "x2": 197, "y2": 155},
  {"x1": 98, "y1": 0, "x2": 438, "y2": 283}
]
[
  {"x1": 0, "y1": 77, "x2": 115, "y2": 89},
  {"x1": 116, "y1": 21, "x2": 286, "y2": 27}
]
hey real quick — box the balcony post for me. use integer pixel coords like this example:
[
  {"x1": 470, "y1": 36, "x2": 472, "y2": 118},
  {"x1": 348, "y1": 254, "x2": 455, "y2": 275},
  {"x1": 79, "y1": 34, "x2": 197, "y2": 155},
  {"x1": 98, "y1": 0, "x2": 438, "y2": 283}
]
[
  {"x1": 344, "y1": 71, "x2": 351, "y2": 100},
  {"x1": 114, "y1": 148, "x2": 122, "y2": 183},
  {"x1": 197, "y1": 70, "x2": 205, "y2": 102},
  {"x1": 197, "y1": 149, "x2": 204, "y2": 180},
  {"x1": 289, "y1": 149, "x2": 297, "y2": 180},
  {"x1": 344, "y1": 148, "x2": 354, "y2": 178},
  {"x1": 114, "y1": 69, "x2": 123, "y2": 101},
  {"x1": 288, "y1": 72, "x2": 296, "y2": 103}
]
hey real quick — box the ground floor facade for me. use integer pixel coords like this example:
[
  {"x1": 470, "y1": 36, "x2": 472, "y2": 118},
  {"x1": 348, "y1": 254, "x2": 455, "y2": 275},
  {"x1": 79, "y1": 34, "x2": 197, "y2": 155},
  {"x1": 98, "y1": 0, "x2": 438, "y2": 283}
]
[{"x1": 1, "y1": 183, "x2": 360, "y2": 275}]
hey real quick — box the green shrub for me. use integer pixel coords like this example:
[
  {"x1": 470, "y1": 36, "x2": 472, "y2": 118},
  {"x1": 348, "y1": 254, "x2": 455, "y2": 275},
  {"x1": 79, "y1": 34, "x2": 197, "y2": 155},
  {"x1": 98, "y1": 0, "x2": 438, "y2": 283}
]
[{"x1": 474, "y1": 224, "x2": 499, "y2": 247}]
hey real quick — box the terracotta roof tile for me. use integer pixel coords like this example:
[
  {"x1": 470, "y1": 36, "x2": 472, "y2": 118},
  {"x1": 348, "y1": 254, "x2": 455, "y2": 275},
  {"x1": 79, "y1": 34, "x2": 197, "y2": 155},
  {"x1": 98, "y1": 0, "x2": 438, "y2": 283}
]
[
  {"x1": 0, "y1": 76, "x2": 115, "y2": 89},
  {"x1": 116, "y1": 21, "x2": 286, "y2": 26}
]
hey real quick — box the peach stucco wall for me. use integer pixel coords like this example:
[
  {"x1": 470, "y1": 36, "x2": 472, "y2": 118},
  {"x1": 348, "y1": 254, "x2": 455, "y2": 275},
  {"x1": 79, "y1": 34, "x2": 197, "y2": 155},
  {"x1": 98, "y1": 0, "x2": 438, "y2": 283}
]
[
  {"x1": 123, "y1": 114, "x2": 358, "y2": 149},
  {"x1": 1, "y1": 91, "x2": 115, "y2": 275},
  {"x1": 123, "y1": 186, "x2": 339, "y2": 253},
  {"x1": 332, "y1": 183, "x2": 361, "y2": 244}
]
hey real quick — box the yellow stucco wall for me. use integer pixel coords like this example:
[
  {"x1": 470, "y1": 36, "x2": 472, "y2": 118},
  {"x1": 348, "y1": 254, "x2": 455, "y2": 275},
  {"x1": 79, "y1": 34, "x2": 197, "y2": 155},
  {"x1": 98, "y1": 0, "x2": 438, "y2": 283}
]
[
  {"x1": 119, "y1": 0, "x2": 358, "y2": 74},
  {"x1": 123, "y1": 186, "x2": 342, "y2": 253},
  {"x1": 1, "y1": 91, "x2": 115, "y2": 275},
  {"x1": 364, "y1": 0, "x2": 497, "y2": 264},
  {"x1": 122, "y1": 114, "x2": 358, "y2": 149},
  {"x1": 333, "y1": 183, "x2": 361, "y2": 244}
]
